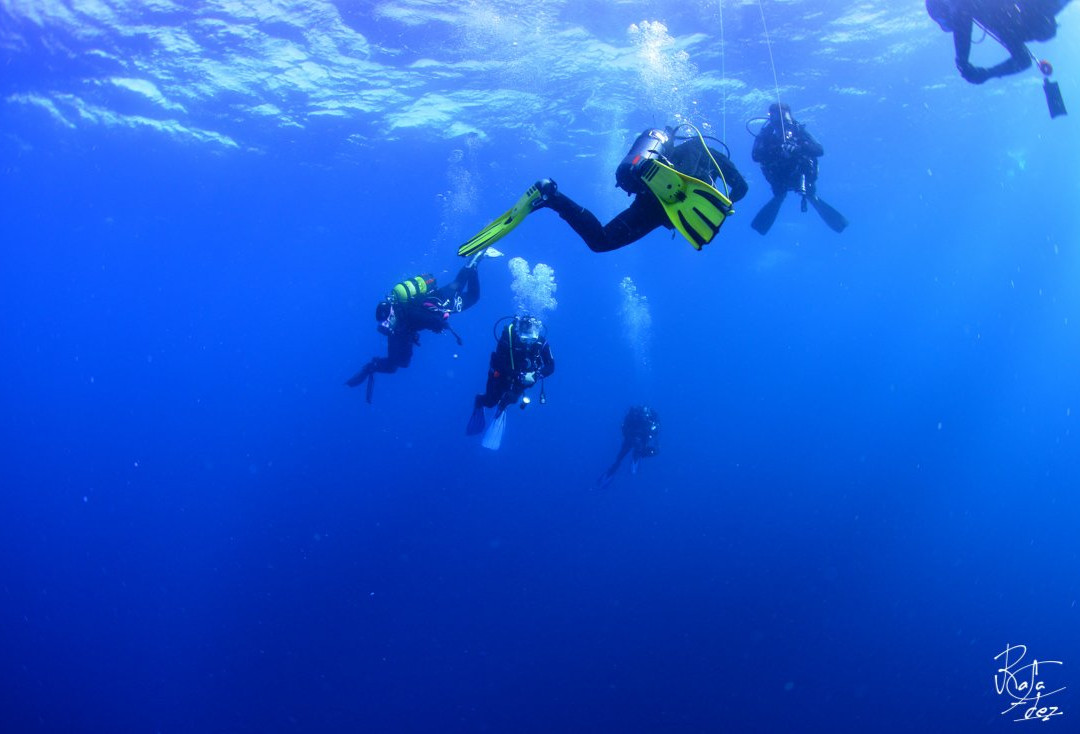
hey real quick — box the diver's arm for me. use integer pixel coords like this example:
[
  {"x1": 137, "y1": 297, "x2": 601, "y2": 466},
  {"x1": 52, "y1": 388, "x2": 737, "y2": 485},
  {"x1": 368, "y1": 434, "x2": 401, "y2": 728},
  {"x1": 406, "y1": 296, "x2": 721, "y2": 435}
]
[
  {"x1": 409, "y1": 305, "x2": 447, "y2": 333},
  {"x1": 952, "y1": 14, "x2": 975, "y2": 70},
  {"x1": 955, "y1": 14, "x2": 1032, "y2": 82},
  {"x1": 607, "y1": 442, "x2": 633, "y2": 476},
  {"x1": 538, "y1": 343, "x2": 555, "y2": 378},
  {"x1": 798, "y1": 127, "x2": 824, "y2": 158},
  {"x1": 751, "y1": 129, "x2": 772, "y2": 163},
  {"x1": 490, "y1": 345, "x2": 510, "y2": 373},
  {"x1": 985, "y1": 39, "x2": 1033, "y2": 78},
  {"x1": 718, "y1": 155, "x2": 749, "y2": 203}
]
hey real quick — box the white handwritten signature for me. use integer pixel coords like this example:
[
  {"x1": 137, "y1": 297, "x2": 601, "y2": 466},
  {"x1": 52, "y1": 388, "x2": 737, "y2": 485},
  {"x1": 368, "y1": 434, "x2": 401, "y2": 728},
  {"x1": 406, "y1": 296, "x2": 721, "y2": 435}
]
[{"x1": 995, "y1": 643, "x2": 1065, "y2": 722}]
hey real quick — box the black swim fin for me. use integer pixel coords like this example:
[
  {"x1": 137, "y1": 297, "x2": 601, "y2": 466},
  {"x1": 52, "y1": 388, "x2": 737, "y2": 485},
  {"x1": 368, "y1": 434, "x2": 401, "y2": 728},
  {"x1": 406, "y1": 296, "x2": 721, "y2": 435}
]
[
  {"x1": 466, "y1": 403, "x2": 486, "y2": 435},
  {"x1": 750, "y1": 193, "x2": 786, "y2": 235},
  {"x1": 808, "y1": 196, "x2": 849, "y2": 233},
  {"x1": 345, "y1": 366, "x2": 376, "y2": 403}
]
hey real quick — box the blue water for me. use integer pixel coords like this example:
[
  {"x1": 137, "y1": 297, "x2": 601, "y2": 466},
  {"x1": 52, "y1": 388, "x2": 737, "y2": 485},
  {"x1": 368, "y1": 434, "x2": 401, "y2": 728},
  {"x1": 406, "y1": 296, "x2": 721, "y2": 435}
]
[{"x1": 2, "y1": 2, "x2": 1078, "y2": 732}]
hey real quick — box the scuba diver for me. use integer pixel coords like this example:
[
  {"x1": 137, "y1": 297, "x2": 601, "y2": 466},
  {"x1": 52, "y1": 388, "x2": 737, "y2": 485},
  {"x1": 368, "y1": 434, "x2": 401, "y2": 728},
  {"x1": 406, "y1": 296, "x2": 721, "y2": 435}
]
[
  {"x1": 749, "y1": 103, "x2": 848, "y2": 235},
  {"x1": 458, "y1": 123, "x2": 748, "y2": 257},
  {"x1": 345, "y1": 248, "x2": 502, "y2": 402},
  {"x1": 927, "y1": 0, "x2": 1070, "y2": 116},
  {"x1": 597, "y1": 406, "x2": 660, "y2": 488},
  {"x1": 466, "y1": 314, "x2": 555, "y2": 451},
  {"x1": 927, "y1": 0, "x2": 1069, "y2": 82}
]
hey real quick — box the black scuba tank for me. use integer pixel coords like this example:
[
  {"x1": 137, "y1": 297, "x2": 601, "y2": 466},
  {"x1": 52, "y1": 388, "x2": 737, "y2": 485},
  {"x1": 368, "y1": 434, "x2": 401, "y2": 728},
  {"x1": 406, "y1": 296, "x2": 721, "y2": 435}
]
[{"x1": 615, "y1": 128, "x2": 671, "y2": 195}]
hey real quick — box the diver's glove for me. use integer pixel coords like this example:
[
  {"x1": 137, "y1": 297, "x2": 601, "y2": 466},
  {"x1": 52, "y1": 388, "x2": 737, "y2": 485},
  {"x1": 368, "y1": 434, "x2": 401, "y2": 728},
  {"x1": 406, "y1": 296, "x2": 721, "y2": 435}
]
[
  {"x1": 780, "y1": 142, "x2": 798, "y2": 157},
  {"x1": 957, "y1": 59, "x2": 991, "y2": 84},
  {"x1": 520, "y1": 371, "x2": 537, "y2": 387}
]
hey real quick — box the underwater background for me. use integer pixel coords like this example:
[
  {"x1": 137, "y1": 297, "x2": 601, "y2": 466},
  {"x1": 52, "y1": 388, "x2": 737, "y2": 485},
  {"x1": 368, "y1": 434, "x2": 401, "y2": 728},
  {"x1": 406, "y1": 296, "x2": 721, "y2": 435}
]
[{"x1": 1, "y1": 1, "x2": 1078, "y2": 732}]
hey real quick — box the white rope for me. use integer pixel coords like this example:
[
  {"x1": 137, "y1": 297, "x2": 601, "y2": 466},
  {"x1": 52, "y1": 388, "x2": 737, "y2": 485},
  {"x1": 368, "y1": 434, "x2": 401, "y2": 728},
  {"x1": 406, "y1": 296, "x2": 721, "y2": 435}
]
[
  {"x1": 718, "y1": 0, "x2": 727, "y2": 143},
  {"x1": 756, "y1": 0, "x2": 786, "y2": 138}
]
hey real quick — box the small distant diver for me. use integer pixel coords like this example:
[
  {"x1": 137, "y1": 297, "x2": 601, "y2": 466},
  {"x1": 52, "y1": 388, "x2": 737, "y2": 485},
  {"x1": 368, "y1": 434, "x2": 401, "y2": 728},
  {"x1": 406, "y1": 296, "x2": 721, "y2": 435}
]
[
  {"x1": 345, "y1": 248, "x2": 501, "y2": 403},
  {"x1": 466, "y1": 314, "x2": 555, "y2": 451},
  {"x1": 926, "y1": 0, "x2": 1070, "y2": 117},
  {"x1": 597, "y1": 406, "x2": 661, "y2": 489},
  {"x1": 748, "y1": 103, "x2": 848, "y2": 236},
  {"x1": 457, "y1": 123, "x2": 748, "y2": 257}
]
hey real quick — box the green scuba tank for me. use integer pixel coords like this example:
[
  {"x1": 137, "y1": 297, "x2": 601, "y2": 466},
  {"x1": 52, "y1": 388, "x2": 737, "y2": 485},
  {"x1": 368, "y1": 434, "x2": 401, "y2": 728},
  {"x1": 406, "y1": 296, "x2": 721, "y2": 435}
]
[{"x1": 391, "y1": 274, "x2": 436, "y2": 304}]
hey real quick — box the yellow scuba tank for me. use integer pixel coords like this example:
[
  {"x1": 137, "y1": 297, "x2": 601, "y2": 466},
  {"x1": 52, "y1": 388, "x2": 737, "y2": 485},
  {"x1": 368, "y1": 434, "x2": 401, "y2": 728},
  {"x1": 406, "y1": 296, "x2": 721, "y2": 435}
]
[{"x1": 391, "y1": 274, "x2": 436, "y2": 304}]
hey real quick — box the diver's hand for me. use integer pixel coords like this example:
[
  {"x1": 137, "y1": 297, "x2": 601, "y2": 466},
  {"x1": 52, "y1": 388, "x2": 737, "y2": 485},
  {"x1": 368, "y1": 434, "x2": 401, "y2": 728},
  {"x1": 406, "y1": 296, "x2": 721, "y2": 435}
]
[
  {"x1": 780, "y1": 142, "x2": 798, "y2": 157},
  {"x1": 957, "y1": 59, "x2": 990, "y2": 84},
  {"x1": 521, "y1": 371, "x2": 537, "y2": 387}
]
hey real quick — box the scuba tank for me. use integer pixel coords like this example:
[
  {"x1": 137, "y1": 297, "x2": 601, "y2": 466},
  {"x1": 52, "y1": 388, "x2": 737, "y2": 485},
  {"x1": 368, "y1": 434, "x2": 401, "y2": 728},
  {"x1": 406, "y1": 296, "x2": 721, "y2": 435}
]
[
  {"x1": 391, "y1": 274, "x2": 435, "y2": 304},
  {"x1": 615, "y1": 128, "x2": 671, "y2": 195}
]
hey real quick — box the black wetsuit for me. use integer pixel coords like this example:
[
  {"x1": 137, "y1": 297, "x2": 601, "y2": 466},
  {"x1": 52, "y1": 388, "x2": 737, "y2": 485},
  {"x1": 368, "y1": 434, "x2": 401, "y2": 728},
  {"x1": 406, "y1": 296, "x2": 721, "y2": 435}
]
[
  {"x1": 347, "y1": 265, "x2": 480, "y2": 399},
  {"x1": 544, "y1": 140, "x2": 748, "y2": 253},
  {"x1": 599, "y1": 407, "x2": 660, "y2": 486},
  {"x1": 475, "y1": 332, "x2": 555, "y2": 412},
  {"x1": 940, "y1": 0, "x2": 1068, "y2": 82},
  {"x1": 752, "y1": 121, "x2": 825, "y2": 198},
  {"x1": 750, "y1": 116, "x2": 847, "y2": 235}
]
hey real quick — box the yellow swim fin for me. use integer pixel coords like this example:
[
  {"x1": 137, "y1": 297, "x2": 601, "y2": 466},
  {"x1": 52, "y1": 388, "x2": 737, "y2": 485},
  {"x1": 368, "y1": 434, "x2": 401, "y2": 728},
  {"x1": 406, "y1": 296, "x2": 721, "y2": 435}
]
[
  {"x1": 639, "y1": 159, "x2": 733, "y2": 250},
  {"x1": 458, "y1": 182, "x2": 544, "y2": 258}
]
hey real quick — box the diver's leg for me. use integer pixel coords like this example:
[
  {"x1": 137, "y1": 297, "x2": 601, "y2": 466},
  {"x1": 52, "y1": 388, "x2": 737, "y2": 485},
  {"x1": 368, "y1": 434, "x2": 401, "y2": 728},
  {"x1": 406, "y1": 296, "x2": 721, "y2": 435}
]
[
  {"x1": 346, "y1": 356, "x2": 398, "y2": 386},
  {"x1": 434, "y1": 268, "x2": 477, "y2": 313},
  {"x1": 345, "y1": 356, "x2": 400, "y2": 404},
  {"x1": 545, "y1": 190, "x2": 662, "y2": 253},
  {"x1": 597, "y1": 443, "x2": 631, "y2": 487},
  {"x1": 476, "y1": 371, "x2": 507, "y2": 409},
  {"x1": 455, "y1": 266, "x2": 480, "y2": 311}
]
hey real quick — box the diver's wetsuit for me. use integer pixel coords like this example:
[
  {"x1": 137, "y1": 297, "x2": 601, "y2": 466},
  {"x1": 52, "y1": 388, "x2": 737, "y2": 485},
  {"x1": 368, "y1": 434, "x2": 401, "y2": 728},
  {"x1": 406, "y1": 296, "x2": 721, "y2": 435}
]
[
  {"x1": 347, "y1": 265, "x2": 480, "y2": 396},
  {"x1": 475, "y1": 333, "x2": 555, "y2": 411},
  {"x1": 599, "y1": 407, "x2": 660, "y2": 486},
  {"x1": 752, "y1": 122, "x2": 825, "y2": 197},
  {"x1": 544, "y1": 142, "x2": 748, "y2": 253},
  {"x1": 934, "y1": 0, "x2": 1069, "y2": 82},
  {"x1": 750, "y1": 113, "x2": 847, "y2": 235}
]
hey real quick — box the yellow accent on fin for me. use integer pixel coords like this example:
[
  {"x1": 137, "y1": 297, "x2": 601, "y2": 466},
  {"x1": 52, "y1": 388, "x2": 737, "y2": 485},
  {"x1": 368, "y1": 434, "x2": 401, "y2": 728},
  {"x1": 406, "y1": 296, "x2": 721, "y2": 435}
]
[
  {"x1": 640, "y1": 160, "x2": 733, "y2": 250},
  {"x1": 458, "y1": 183, "x2": 542, "y2": 257}
]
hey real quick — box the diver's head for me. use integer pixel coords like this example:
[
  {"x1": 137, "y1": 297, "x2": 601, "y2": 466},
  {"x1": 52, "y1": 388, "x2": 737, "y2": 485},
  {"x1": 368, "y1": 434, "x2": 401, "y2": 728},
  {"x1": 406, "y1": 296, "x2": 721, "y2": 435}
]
[
  {"x1": 515, "y1": 315, "x2": 543, "y2": 344},
  {"x1": 768, "y1": 102, "x2": 795, "y2": 128},
  {"x1": 375, "y1": 301, "x2": 396, "y2": 335},
  {"x1": 926, "y1": 0, "x2": 954, "y2": 32}
]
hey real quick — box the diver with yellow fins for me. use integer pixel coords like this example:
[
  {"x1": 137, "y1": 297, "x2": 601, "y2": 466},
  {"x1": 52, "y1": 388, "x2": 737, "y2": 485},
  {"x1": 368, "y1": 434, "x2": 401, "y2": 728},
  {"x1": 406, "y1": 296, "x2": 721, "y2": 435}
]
[
  {"x1": 466, "y1": 314, "x2": 555, "y2": 451},
  {"x1": 458, "y1": 123, "x2": 748, "y2": 257},
  {"x1": 345, "y1": 248, "x2": 502, "y2": 402}
]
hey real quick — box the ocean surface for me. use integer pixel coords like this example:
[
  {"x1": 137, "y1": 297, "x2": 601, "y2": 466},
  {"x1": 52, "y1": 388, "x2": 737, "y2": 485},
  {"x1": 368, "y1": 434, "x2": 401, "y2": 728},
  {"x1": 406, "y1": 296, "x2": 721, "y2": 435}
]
[{"x1": 2, "y1": 1, "x2": 1078, "y2": 732}]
